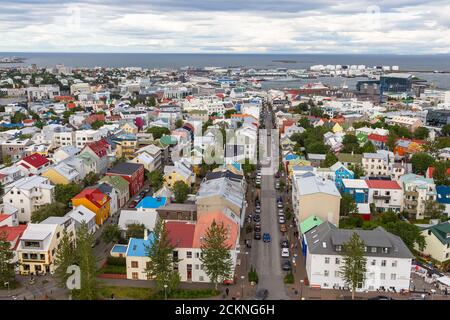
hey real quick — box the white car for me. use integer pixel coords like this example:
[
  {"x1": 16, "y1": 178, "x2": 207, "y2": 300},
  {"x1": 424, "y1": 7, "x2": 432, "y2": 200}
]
[
  {"x1": 278, "y1": 216, "x2": 286, "y2": 224},
  {"x1": 256, "y1": 179, "x2": 261, "y2": 185},
  {"x1": 277, "y1": 202, "x2": 283, "y2": 208},
  {"x1": 281, "y1": 248, "x2": 290, "y2": 257}
]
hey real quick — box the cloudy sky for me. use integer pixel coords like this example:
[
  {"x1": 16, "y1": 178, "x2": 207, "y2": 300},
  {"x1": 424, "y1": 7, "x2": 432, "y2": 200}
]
[{"x1": 1, "y1": 0, "x2": 450, "y2": 54}]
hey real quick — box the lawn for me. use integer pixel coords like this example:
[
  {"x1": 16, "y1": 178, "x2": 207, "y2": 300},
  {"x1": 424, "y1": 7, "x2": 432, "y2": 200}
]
[
  {"x1": 98, "y1": 264, "x2": 127, "y2": 275},
  {"x1": 98, "y1": 286, "x2": 220, "y2": 300}
]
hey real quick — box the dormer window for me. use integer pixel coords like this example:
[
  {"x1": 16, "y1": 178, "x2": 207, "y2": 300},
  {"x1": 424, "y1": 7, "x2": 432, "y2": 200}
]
[
  {"x1": 382, "y1": 247, "x2": 389, "y2": 254},
  {"x1": 371, "y1": 247, "x2": 377, "y2": 253},
  {"x1": 336, "y1": 245, "x2": 342, "y2": 252}
]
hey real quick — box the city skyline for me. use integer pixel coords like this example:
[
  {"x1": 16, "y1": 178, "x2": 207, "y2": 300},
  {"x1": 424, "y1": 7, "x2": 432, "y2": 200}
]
[{"x1": 1, "y1": 0, "x2": 450, "y2": 54}]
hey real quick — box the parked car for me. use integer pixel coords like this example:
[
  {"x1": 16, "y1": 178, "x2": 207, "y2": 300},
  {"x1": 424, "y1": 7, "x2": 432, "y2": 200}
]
[
  {"x1": 280, "y1": 224, "x2": 287, "y2": 233},
  {"x1": 256, "y1": 179, "x2": 261, "y2": 185},
  {"x1": 281, "y1": 239, "x2": 289, "y2": 248},
  {"x1": 254, "y1": 231, "x2": 261, "y2": 240},
  {"x1": 277, "y1": 201, "x2": 283, "y2": 208},
  {"x1": 278, "y1": 215, "x2": 286, "y2": 224},
  {"x1": 255, "y1": 289, "x2": 269, "y2": 300},
  {"x1": 368, "y1": 296, "x2": 394, "y2": 300},
  {"x1": 278, "y1": 208, "x2": 284, "y2": 215},
  {"x1": 253, "y1": 215, "x2": 261, "y2": 222},
  {"x1": 255, "y1": 207, "x2": 261, "y2": 214},
  {"x1": 281, "y1": 248, "x2": 290, "y2": 257},
  {"x1": 282, "y1": 260, "x2": 291, "y2": 271},
  {"x1": 254, "y1": 223, "x2": 261, "y2": 232},
  {"x1": 263, "y1": 233, "x2": 271, "y2": 243},
  {"x1": 275, "y1": 182, "x2": 280, "y2": 189}
]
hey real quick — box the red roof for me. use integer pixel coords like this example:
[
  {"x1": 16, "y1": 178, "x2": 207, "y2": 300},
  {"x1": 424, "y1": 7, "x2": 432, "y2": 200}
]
[
  {"x1": 368, "y1": 134, "x2": 388, "y2": 143},
  {"x1": 72, "y1": 187, "x2": 109, "y2": 208},
  {"x1": 0, "y1": 225, "x2": 27, "y2": 245},
  {"x1": 67, "y1": 102, "x2": 76, "y2": 109},
  {"x1": 366, "y1": 180, "x2": 401, "y2": 190},
  {"x1": 0, "y1": 214, "x2": 10, "y2": 223},
  {"x1": 20, "y1": 153, "x2": 49, "y2": 168},
  {"x1": 85, "y1": 139, "x2": 109, "y2": 158},
  {"x1": 55, "y1": 95, "x2": 74, "y2": 101},
  {"x1": 165, "y1": 221, "x2": 195, "y2": 248},
  {"x1": 86, "y1": 114, "x2": 106, "y2": 124},
  {"x1": 23, "y1": 119, "x2": 35, "y2": 124}
]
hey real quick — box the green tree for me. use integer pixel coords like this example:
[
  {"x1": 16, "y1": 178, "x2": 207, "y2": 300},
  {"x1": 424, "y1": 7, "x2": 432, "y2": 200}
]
[
  {"x1": 101, "y1": 224, "x2": 122, "y2": 243},
  {"x1": 126, "y1": 224, "x2": 146, "y2": 240},
  {"x1": 340, "y1": 233, "x2": 367, "y2": 300},
  {"x1": 175, "y1": 119, "x2": 184, "y2": 129},
  {"x1": 340, "y1": 194, "x2": 359, "y2": 217},
  {"x1": 54, "y1": 230, "x2": 76, "y2": 288},
  {"x1": 74, "y1": 222, "x2": 98, "y2": 300},
  {"x1": 145, "y1": 220, "x2": 180, "y2": 296},
  {"x1": 11, "y1": 112, "x2": 26, "y2": 124},
  {"x1": 424, "y1": 199, "x2": 445, "y2": 219},
  {"x1": 359, "y1": 141, "x2": 376, "y2": 153},
  {"x1": 31, "y1": 202, "x2": 68, "y2": 223},
  {"x1": 432, "y1": 161, "x2": 449, "y2": 186},
  {"x1": 442, "y1": 124, "x2": 450, "y2": 137},
  {"x1": 172, "y1": 181, "x2": 190, "y2": 203},
  {"x1": 414, "y1": 127, "x2": 429, "y2": 140},
  {"x1": 224, "y1": 109, "x2": 237, "y2": 119},
  {"x1": 342, "y1": 134, "x2": 360, "y2": 154},
  {"x1": 323, "y1": 153, "x2": 338, "y2": 167},
  {"x1": 411, "y1": 153, "x2": 435, "y2": 175},
  {"x1": 200, "y1": 220, "x2": 233, "y2": 290},
  {"x1": 90, "y1": 120, "x2": 105, "y2": 130},
  {"x1": 83, "y1": 172, "x2": 100, "y2": 187},
  {"x1": 147, "y1": 126, "x2": 170, "y2": 140},
  {"x1": 384, "y1": 221, "x2": 425, "y2": 251},
  {"x1": 0, "y1": 231, "x2": 15, "y2": 287},
  {"x1": 55, "y1": 183, "x2": 83, "y2": 209},
  {"x1": 348, "y1": 164, "x2": 365, "y2": 179},
  {"x1": 146, "y1": 170, "x2": 164, "y2": 191},
  {"x1": 202, "y1": 119, "x2": 213, "y2": 133}
]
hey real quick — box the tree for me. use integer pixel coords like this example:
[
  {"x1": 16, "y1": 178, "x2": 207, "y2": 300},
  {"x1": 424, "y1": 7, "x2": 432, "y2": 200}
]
[
  {"x1": 411, "y1": 153, "x2": 435, "y2": 175},
  {"x1": 340, "y1": 194, "x2": 359, "y2": 217},
  {"x1": 442, "y1": 124, "x2": 450, "y2": 137},
  {"x1": 0, "y1": 183, "x2": 4, "y2": 197},
  {"x1": 147, "y1": 126, "x2": 170, "y2": 140},
  {"x1": 342, "y1": 134, "x2": 360, "y2": 154},
  {"x1": 424, "y1": 199, "x2": 445, "y2": 219},
  {"x1": 172, "y1": 181, "x2": 190, "y2": 203},
  {"x1": 74, "y1": 222, "x2": 98, "y2": 300},
  {"x1": 348, "y1": 164, "x2": 364, "y2": 179},
  {"x1": 146, "y1": 170, "x2": 163, "y2": 191},
  {"x1": 11, "y1": 112, "x2": 26, "y2": 124},
  {"x1": 323, "y1": 153, "x2": 338, "y2": 167},
  {"x1": 340, "y1": 233, "x2": 367, "y2": 300},
  {"x1": 432, "y1": 161, "x2": 450, "y2": 186},
  {"x1": 55, "y1": 183, "x2": 83, "y2": 209},
  {"x1": 200, "y1": 220, "x2": 233, "y2": 290},
  {"x1": 101, "y1": 224, "x2": 122, "y2": 243},
  {"x1": 83, "y1": 172, "x2": 100, "y2": 187},
  {"x1": 54, "y1": 230, "x2": 76, "y2": 288},
  {"x1": 0, "y1": 231, "x2": 15, "y2": 287},
  {"x1": 126, "y1": 224, "x2": 146, "y2": 240},
  {"x1": 145, "y1": 220, "x2": 180, "y2": 295},
  {"x1": 224, "y1": 109, "x2": 237, "y2": 119},
  {"x1": 31, "y1": 202, "x2": 67, "y2": 223},
  {"x1": 175, "y1": 119, "x2": 183, "y2": 129},
  {"x1": 359, "y1": 141, "x2": 376, "y2": 153},
  {"x1": 135, "y1": 117, "x2": 145, "y2": 131},
  {"x1": 384, "y1": 221, "x2": 425, "y2": 251},
  {"x1": 414, "y1": 127, "x2": 429, "y2": 140},
  {"x1": 202, "y1": 119, "x2": 213, "y2": 133}
]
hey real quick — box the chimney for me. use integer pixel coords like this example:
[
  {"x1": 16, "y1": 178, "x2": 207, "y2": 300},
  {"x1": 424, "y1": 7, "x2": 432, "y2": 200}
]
[{"x1": 144, "y1": 228, "x2": 148, "y2": 241}]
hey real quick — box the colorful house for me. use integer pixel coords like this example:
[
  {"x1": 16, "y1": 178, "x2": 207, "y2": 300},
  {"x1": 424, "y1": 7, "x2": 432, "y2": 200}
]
[
  {"x1": 330, "y1": 161, "x2": 354, "y2": 189},
  {"x1": 394, "y1": 139, "x2": 424, "y2": 157},
  {"x1": 368, "y1": 134, "x2": 388, "y2": 150},
  {"x1": 100, "y1": 175, "x2": 130, "y2": 208},
  {"x1": 342, "y1": 179, "x2": 369, "y2": 203},
  {"x1": 42, "y1": 162, "x2": 81, "y2": 185},
  {"x1": 106, "y1": 162, "x2": 144, "y2": 197},
  {"x1": 17, "y1": 153, "x2": 51, "y2": 176},
  {"x1": 72, "y1": 187, "x2": 111, "y2": 226}
]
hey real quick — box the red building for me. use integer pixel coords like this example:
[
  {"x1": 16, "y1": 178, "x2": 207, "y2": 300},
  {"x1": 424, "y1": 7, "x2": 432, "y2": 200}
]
[{"x1": 106, "y1": 162, "x2": 144, "y2": 196}]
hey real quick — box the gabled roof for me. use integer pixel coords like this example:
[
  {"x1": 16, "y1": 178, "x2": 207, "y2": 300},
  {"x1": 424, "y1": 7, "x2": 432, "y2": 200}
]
[
  {"x1": 20, "y1": 153, "x2": 49, "y2": 168},
  {"x1": 366, "y1": 179, "x2": 401, "y2": 190},
  {"x1": 166, "y1": 221, "x2": 195, "y2": 248},
  {"x1": 423, "y1": 222, "x2": 450, "y2": 245},
  {"x1": 368, "y1": 134, "x2": 388, "y2": 143},
  {"x1": 72, "y1": 187, "x2": 110, "y2": 208},
  {"x1": 108, "y1": 162, "x2": 143, "y2": 176},
  {"x1": 84, "y1": 138, "x2": 109, "y2": 158},
  {"x1": 100, "y1": 175, "x2": 129, "y2": 193},
  {"x1": 193, "y1": 212, "x2": 238, "y2": 249}
]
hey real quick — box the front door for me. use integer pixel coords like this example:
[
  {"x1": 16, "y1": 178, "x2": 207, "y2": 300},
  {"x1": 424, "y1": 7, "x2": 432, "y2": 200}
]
[{"x1": 187, "y1": 264, "x2": 192, "y2": 281}]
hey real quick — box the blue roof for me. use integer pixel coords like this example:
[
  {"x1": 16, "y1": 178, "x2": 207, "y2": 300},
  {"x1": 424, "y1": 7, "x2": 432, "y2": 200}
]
[
  {"x1": 111, "y1": 244, "x2": 128, "y2": 253},
  {"x1": 2, "y1": 123, "x2": 23, "y2": 128},
  {"x1": 285, "y1": 154, "x2": 300, "y2": 161},
  {"x1": 232, "y1": 162, "x2": 242, "y2": 171},
  {"x1": 136, "y1": 196, "x2": 167, "y2": 209},
  {"x1": 436, "y1": 186, "x2": 450, "y2": 204},
  {"x1": 126, "y1": 236, "x2": 154, "y2": 257}
]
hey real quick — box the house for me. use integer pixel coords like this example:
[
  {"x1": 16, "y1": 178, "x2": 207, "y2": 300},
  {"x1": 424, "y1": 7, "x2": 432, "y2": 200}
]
[
  {"x1": 52, "y1": 146, "x2": 80, "y2": 163},
  {"x1": 357, "y1": 203, "x2": 372, "y2": 221},
  {"x1": 337, "y1": 153, "x2": 363, "y2": 168},
  {"x1": 41, "y1": 162, "x2": 81, "y2": 185},
  {"x1": 367, "y1": 134, "x2": 388, "y2": 150},
  {"x1": 106, "y1": 162, "x2": 144, "y2": 197},
  {"x1": 129, "y1": 152, "x2": 158, "y2": 172},
  {"x1": 65, "y1": 205, "x2": 97, "y2": 234},
  {"x1": 3, "y1": 176, "x2": 55, "y2": 223},
  {"x1": 156, "y1": 203, "x2": 197, "y2": 221},
  {"x1": 399, "y1": 174, "x2": 437, "y2": 220},
  {"x1": 0, "y1": 203, "x2": 19, "y2": 227},
  {"x1": 126, "y1": 233, "x2": 154, "y2": 280},
  {"x1": 342, "y1": 179, "x2": 369, "y2": 204},
  {"x1": 17, "y1": 223, "x2": 63, "y2": 275},
  {"x1": 164, "y1": 161, "x2": 196, "y2": 188},
  {"x1": 303, "y1": 221, "x2": 413, "y2": 292},
  {"x1": 394, "y1": 139, "x2": 424, "y2": 158},
  {"x1": 307, "y1": 154, "x2": 327, "y2": 167},
  {"x1": 80, "y1": 138, "x2": 110, "y2": 174},
  {"x1": 113, "y1": 134, "x2": 138, "y2": 159},
  {"x1": 135, "y1": 144, "x2": 162, "y2": 170},
  {"x1": 16, "y1": 153, "x2": 51, "y2": 176},
  {"x1": 291, "y1": 173, "x2": 341, "y2": 227},
  {"x1": 417, "y1": 221, "x2": 450, "y2": 262},
  {"x1": 97, "y1": 183, "x2": 119, "y2": 216},
  {"x1": 72, "y1": 187, "x2": 111, "y2": 226},
  {"x1": 100, "y1": 175, "x2": 130, "y2": 208},
  {"x1": 366, "y1": 179, "x2": 403, "y2": 213},
  {"x1": 121, "y1": 122, "x2": 139, "y2": 134},
  {"x1": 362, "y1": 151, "x2": 394, "y2": 178},
  {"x1": 330, "y1": 161, "x2": 354, "y2": 189},
  {"x1": 386, "y1": 116, "x2": 423, "y2": 132},
  {"x1": 0, "y1": 224, "x2": 27, "y2": 263},
  {"x1": 118, "y1": 209, "x2": 159, "y2": 234}
]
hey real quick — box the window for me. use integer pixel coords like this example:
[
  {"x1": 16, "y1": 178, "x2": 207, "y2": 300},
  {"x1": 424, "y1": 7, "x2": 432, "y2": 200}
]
[
  {"x1": 325, "y1": 257, "x2": 330, "y2": 264},
  {"x1": 186, "y1": 251, "x2": 192, "y2": 259},
  {"x1": 336, "y1": 245, "x2": 342, "y2": 252},
  {"x1": 392, "y1": 261, "x2": 397, "y2": 267},
  {"x1": 382, "y1": 248, "x2": 389, "y2": 254},
  {"x1": 335, "y1": 258, "x2": 340, "y2": 264},
  {"x1": 131, "y1": 261, "x2": 139, "y2": 268},
  {"x1": 371, "y1": 247, "x2": 377, "y2": 253},
  {"x1": 199, "y1": 276, "x2": 204, "y2": 281},
  {"x1": 381, "y1": 260, "x2": 386, "y2": 267},
  {"x1": 334, "y1": 271, "x2": 340, "y2": 277},
  {"x1": 380, "y1": 273, "x2": 385, "y2": 280},
  {"x1": 195, "y1": 264, "x2": 199, "y2": 270},
  {"x1": 195, "y1": 252, "x2": 200, "y2": 258},
  {"x1": 324, "y1": 270, "x2": 329, "y2": 277},
  {"x1": 371, "y1": 260, "x2": 376, "y2": 266},
  {"x1": 391, "y1": 274, "x2": 396, "y2": 280},
  {"x1": 132, "y1": 272, "x2": 138, "y2": 280}
]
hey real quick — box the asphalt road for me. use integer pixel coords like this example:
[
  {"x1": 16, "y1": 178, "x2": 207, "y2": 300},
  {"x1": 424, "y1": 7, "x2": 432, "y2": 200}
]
[{"x1": 250, "y1": 107, "x2": 289, "y2": 300}]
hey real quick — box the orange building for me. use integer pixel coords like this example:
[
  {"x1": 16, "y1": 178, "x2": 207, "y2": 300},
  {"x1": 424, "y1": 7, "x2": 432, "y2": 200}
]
[{"x1": 72, "y1": 187, "x2": 110, "y2": 226}]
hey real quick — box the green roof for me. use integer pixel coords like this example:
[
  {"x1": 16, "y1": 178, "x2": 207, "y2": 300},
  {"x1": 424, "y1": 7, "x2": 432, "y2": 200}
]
[
  {"x1": 78, "y1": 152, "x2": 96, "y2": 165},
  {"x1": 300, "y1": 215, "x2": 324, "y2": 234},
  {"x1": 426, "y1": 222, "x2": 450, "y2": 245},
  {"x1": 160, "y1": 135, "x2": 177, "y2": 146},
  {"x1": 337, "y1": 153, "x2": 363, "y2": 164},
  {"x1": 100, "y1": 175, "x2": 129, "y2": 194}
]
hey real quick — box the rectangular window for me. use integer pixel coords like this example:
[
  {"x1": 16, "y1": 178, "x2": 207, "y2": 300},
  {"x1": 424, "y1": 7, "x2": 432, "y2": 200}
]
[
  {"x1": 335, "y1": 258, "x2": 340, "y2": 265},
  {"x1": 391, "y1": 274, "x2": 396, "y2": 280},
  {"x1": 371, "y1": 260, "x2": 376, "y2": 266},
  {"x1": 324, "y1": 270, "x2": 329, "y2": 277},
  {"x1": 186, "y1": 251, "x2": 192, "y2": 259},
  {"x1": 132, "y1": 272, "x2": 138, "y2": 280},
  {"x1": 380, "y1": 273, "x2": 385, "y2": 280},
  {"x1": 392, "y1": 261, "x2": 397, "y2": 267},
  {"x1": 324, "y1": 257, "x2": 330, "y2": 264},
  {"x1": 334, "y1": 271, "x2": 340, "y2": 277},
  {"x1": 381, "y1": 260, "x2": 386, "y2": 267},
  {"x1": 371, "y1": 247, "x2": 377, "y2": 253},
  {"x1": 131, "y1": 261, "x2": 139, "y2": 268}
]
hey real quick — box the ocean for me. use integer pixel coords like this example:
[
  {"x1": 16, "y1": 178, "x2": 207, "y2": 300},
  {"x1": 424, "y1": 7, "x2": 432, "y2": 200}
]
[{"x1": 1, "y1": 52, "x2": 450, "y2": 89}]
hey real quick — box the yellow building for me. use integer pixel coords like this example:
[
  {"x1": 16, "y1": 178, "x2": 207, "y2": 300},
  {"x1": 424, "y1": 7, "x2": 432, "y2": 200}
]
[
  {"x1": 121, "y1": 122, "x2": 139, "y2": 134},
  {"x1": 332, "y1": 122, "x2": 343, "y2": 133},
  {"x1": 72, "y1": 187, "x2": 110, "y2": 226},
  {"x1": 41, "y1": 163, "x2": 81, "y2": 185},
  {"x1": 163, "y1": 164, "x2": 195, "y2": 188}
]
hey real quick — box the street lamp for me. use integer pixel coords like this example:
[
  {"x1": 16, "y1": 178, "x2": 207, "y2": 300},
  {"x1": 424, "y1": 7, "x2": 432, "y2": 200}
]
[
  {"x1": 245, "y1": 251, "x2": 249, "y2": 273},
  {"x1": 300, "y1": 280, "x2": 304, "y2": 300},
  {"x1": 4, "y1": 282, "x2": 9, "y2": 297},
  {"x1": 164, "y1": 284, "x2": 168, "y2": 300},
  {"x1": 240, "y1": 275, "x2": 245, "y2": 298}
]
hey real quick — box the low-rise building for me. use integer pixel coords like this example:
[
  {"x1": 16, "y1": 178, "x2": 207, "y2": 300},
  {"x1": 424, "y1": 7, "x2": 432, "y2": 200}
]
[
  {"x1": 366, "y1": 179, "x2": 403, "y2": 213},
  {"x1": 399, "y1": 174, "x2": 437, "y2": 220},
  {"x1": 106, "y1": 162, "x2": 144, "y2": 197},
  {"x1": 417, "y1": 221, "x2": 450, "y2": 263}
]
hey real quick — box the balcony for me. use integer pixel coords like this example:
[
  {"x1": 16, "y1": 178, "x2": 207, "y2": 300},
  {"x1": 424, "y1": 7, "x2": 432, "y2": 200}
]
[{"x1": 373, "y1": 194, "x2": 391, "y2": 200}]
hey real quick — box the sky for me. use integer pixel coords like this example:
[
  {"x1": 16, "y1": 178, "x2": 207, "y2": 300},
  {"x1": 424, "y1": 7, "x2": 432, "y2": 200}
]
[{"x1": 1, "y1": 0, "x2": 450, "y2": 54}]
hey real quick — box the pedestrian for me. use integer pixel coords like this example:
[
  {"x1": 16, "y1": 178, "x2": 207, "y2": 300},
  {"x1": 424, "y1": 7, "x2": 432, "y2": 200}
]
[{"x1": 225, "y1": 288, "x2": 229, "y2": 296}]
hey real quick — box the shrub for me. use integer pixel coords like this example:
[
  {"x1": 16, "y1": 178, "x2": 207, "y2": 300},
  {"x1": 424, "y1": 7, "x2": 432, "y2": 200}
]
[
  {"x1": 284, "y1": 272, "x2": 295, "y2": 284},
  {"x1": 107, "y1": 256, "x2": 126, "y2": 266},
  {"x1": 248, "y1": 265, "x2": 259, "y2": 284}
]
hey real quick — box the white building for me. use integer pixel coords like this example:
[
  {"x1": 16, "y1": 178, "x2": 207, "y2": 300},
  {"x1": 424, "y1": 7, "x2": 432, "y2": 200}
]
[
  {"x1": 362, "y1": 151, "x2": 394, "y2": 177},
  {"x1": 399, "y1": 174, "x2": 437, "y2": 220},
  {"x1": 366, "y1": 179, "x2": 403, "y2": 213},
  {"x1": 304, "y1": 222, "x2": 413, "y2": 292}
]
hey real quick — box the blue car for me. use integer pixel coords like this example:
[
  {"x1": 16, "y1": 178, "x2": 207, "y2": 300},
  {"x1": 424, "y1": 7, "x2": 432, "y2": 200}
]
[{"x1": 263, "y1": 233, "x2": 271, "y2": 243}]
